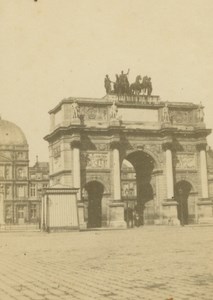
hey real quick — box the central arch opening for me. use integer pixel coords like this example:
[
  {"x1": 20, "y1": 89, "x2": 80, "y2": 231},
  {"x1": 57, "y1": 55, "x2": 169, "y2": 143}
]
[
  {"x1": 84, "y1": 181, "x2": 104, "y2": 228},
  {"x1": 121, "y1": 151, "x2": 156, "y2": 226}
]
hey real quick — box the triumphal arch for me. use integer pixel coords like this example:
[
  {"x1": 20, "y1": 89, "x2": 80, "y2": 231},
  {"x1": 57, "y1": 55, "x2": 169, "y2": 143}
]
[{"x1": 44, "y1": 93, "x2": 213, "y2": 229}]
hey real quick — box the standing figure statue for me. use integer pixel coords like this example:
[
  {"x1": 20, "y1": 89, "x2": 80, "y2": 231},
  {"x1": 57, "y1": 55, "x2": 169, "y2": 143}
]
[
  {"x1": 110, "y1": 100, "x2": 118, "y2": 120},
  {"x1": 71, "y1": 100, "x2": 80, "y2": 119},
  {"x1": 104, "y1": 75, "x2": 112, "y2": 94},
  {"x1": 197, "y1": 102, "x2": 204, "y2": 122},
  {"x1": 119, "y1": 69, "x2": 130, "y2": 95},
  {"x1": 113, "y1": 74, "x2": 120, "y2": 94},
  {"x1": 162, "y1": 102, "x2": 170, "y2": 123},
  {"x1": 147, "y1": 77, "x2": 153, "y2": 97}
]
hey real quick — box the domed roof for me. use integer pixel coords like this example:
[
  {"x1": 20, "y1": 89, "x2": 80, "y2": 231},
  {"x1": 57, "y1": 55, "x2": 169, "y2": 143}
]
[{"x1": 0, "y1": 119, "x2": 28, "y2": 146}]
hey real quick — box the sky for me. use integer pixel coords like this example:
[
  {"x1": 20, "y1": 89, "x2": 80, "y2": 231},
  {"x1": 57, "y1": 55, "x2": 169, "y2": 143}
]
[{"x1": 0, "y1": 0, "x2": 213, "y2": 165}]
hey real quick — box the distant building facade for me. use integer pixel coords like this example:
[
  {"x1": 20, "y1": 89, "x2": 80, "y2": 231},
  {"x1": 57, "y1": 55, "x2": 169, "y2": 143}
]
[
  {"x1": 29, "y1": 160, "x2": 49, "y2": 224},
  {"x1": 0, "y1": 118, "x2": 49, "y2": 225},
  {"x1": 44, "y1": 94, "x2": 213, "y2": 228}
]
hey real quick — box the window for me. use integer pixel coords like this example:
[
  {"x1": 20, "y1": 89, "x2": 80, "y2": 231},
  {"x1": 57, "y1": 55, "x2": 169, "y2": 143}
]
[
  {"x1": 17, "y1": 185, "x2": 25, "y2": 198},
  {"x1": 17, "y1": 168, "x2": 23, "y2": 179},
  {"x1": 30, "y1": 204, "x2": 37, "y2": 219},
  {"x1": 5, "y1": 205, "x2": 12, "y2": 223},
  {"x1": 30, "y1": 184, "x2": 36, "y2": 197}
]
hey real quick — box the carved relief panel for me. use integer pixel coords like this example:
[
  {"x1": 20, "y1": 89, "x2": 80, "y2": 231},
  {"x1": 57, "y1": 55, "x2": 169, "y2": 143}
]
[
  {"x1": 170, "y1": 110, "x2": 193, "y2": 124},
  {"x1": 81, "y1": 152, "x2": 109, "y2": 169},
  {"x1": 80, "y1": 106, "x2": 108, "y2": 121},
  {"x1": 175, "y1": 154, "x2": 196, "y2": 169}
]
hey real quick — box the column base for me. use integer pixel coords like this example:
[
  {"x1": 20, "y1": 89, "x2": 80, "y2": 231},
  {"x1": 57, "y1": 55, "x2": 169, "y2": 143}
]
[
  {"x1": 109, "y1": 220, "x2": 126, "y2": 228},
  {"x1": 162, "y1": 199, "x2": 180, "y2": 225},
  {"x1": 197, "y1": 198, "x2": 213, "y2": 224},
  {"x1": 77, "y1": 202, "x2": 87, "y2": 230},
  {"x1": 109, "y1": 201, "x2": 127, "y2": 229}
]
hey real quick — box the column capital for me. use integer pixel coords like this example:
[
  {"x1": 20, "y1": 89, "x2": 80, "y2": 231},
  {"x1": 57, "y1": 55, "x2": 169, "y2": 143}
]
[
  {"x1": 70, "y1": 134, "x2": 81, "y2": 149},
  {"x1": 110, "y1": 135, "x2": 120, "y2": 150},
  {"x1": 110, "y1": 141, "x2": 121, "y2": 150},
  {"x1": 162, "y1": 142, "x2": 173, "y2": 151},
  {"x1": 196, "y1": 142, "x2": 207, "y2": 151}
]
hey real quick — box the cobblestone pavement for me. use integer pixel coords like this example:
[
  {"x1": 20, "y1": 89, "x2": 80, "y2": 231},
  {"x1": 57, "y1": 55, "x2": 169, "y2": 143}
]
[{"x1": 0, "y1": 226, "x2": 213, "y2": 300}]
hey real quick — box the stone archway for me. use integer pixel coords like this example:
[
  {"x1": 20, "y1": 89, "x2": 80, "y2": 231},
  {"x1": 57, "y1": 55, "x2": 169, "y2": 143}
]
[
  {"x1": 84, "y1": 181, "x2": 104, "y2": 228},
  {"x1": 121, "y1": 150, "x2": 156, "y2": 226},
  {"x1": 175, "y1": 180, "x2": 193, "y2": 225}
]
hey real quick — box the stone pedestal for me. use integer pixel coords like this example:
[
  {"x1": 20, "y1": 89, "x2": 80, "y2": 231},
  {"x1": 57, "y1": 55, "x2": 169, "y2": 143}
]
[
  {"x1": 109, "y1": 201, "x2": 126, "y2": 228},
  {"x1": 77, "y1": 202, "x2": 87, "y2": 229},
  {"x1": 197, "y1": 198, "x2": 213, "y2": 224},
  {"x1": 71, "y1": 118, "x2": 81, "y2": 125},
  {"x1": 109, "y1": 119, "x2": 120, "y2": 127},
  {"x1": 162, "y1": 200, "x2": 180, "y2": 225}
]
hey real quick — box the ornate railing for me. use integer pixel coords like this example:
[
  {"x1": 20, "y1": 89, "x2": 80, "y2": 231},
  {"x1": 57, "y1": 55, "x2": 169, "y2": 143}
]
[{"x1": 103, "y1": 94, "x2": 160, "y2": 105}]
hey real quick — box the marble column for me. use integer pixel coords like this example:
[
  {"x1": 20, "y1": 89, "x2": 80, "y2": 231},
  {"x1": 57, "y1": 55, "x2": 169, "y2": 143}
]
[
  {"x1": 113, "y1": 146, "x2": 121, "y2": 200},
  {"x1": 162, "y1": 143, "x2": 179, "y2": 225},
  {"x1": 109, "y1": 142, "x2": 126, "y2": 228},
  {"x1": 71, "y1": 141, "x2": 81, "y2": 201},
  {"x1": 196, "y1": 143, "x2": 213, "y2": 224},
  {"x1": 163, "y1": 143, "x2": 174, "y2": 200},
  {"x1": 198, "y1": 144, "x2": 209, "y2": 199},
  {"x1": 70, "y1": 138, "x2": 86, "y2": 229}
]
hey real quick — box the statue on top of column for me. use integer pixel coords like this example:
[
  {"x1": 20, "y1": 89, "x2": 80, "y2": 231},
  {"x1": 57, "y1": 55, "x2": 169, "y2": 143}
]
[
  {"x1": 162, "y1": 102, "x2": 170, "y2": 123},
  {"x1": 110, "y1": 100, "x2": 118, "y2": 120},
  {"x1": 71, "y1": 100, "x2": 80, "y2": 119},
  {"x1": 197, "y1": 102, "x2": 204, "y2": 122}
]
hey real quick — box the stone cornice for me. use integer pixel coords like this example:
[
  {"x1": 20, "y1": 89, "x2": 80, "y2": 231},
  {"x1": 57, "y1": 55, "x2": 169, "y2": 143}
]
[{"x1": 44, "y1": 124, "x2": 211, "y2": 143}]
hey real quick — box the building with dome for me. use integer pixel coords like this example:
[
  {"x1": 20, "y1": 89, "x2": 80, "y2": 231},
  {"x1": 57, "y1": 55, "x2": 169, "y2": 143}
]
[{"x1": 0, "y1": 117, "x2": 49, "y2": 225}]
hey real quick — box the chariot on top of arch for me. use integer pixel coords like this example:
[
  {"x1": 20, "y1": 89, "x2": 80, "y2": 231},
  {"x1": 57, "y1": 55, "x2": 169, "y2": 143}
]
[{"x1": 104, "y1": 69, "x2": 153, "y2": 98}]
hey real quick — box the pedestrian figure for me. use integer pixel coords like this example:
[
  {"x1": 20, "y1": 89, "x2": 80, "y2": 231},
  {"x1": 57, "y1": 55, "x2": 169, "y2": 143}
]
[
  {"x1": 134, "y1": 211, "x2": 140, "y2": 227},
  {"x1": 125, "y1": 207, "x2": 134, "y2": 228}
]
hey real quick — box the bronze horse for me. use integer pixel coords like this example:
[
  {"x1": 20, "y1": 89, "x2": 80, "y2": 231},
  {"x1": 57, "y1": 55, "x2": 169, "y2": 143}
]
[{"x1": 130, "y1": 75, "x2": 152, "y2": 96}]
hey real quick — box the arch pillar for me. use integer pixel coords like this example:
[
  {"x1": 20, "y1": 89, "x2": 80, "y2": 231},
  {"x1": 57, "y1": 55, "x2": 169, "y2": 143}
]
[
  {"x1": 70, "y1": 134, "x2": 86, "y2": 229},
  {"x1": 162, "y1": 142, "x2": 180, "y2": 225},
  {"x1": 109, "y1": 140, "x2": 126, "y2": 228},
  {"x1": 196, "y1": 143, "x2": 213, "y2": 224}
]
